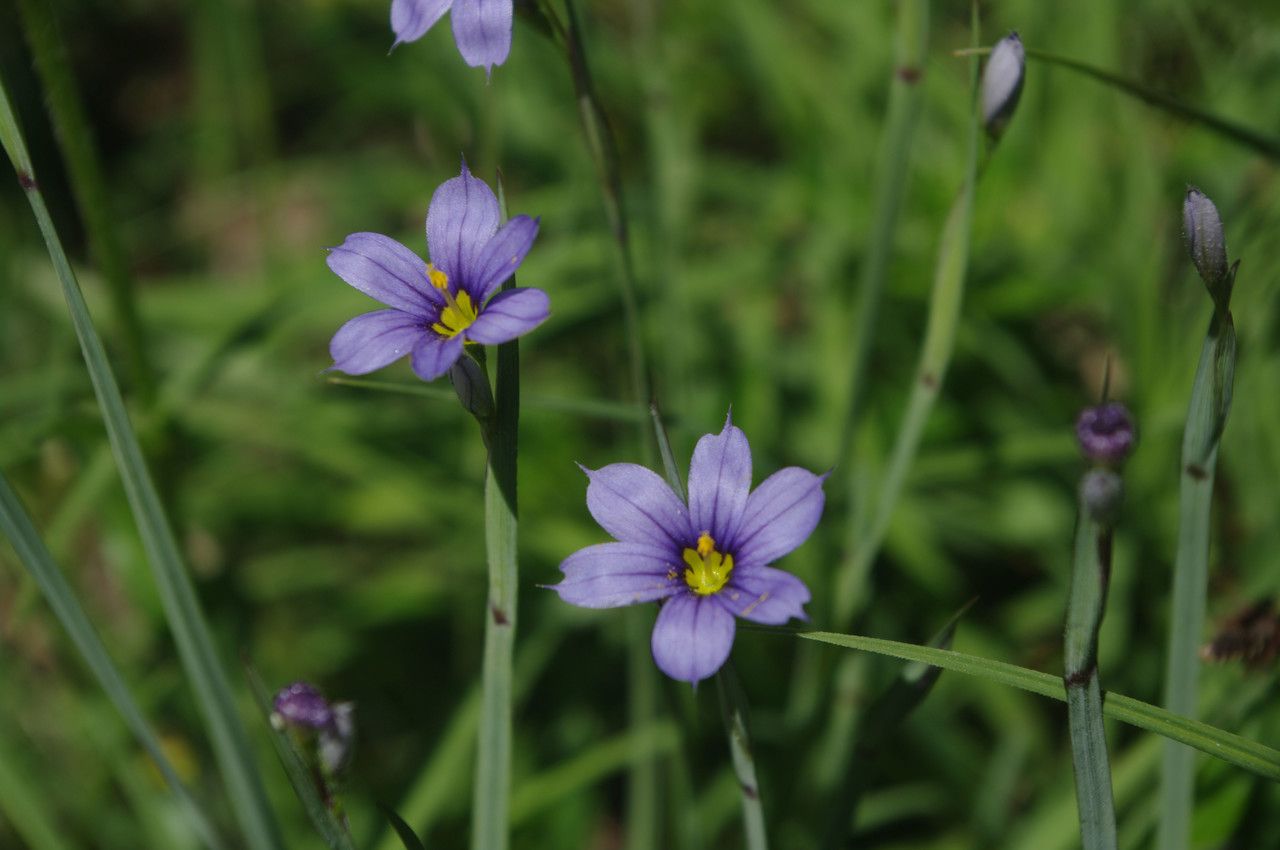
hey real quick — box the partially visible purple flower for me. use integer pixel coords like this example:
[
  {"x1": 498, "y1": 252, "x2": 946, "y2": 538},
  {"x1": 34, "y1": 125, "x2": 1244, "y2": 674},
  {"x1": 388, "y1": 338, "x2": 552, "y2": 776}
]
[
  {"x1": 326, "y1": 161, "x2": 548, "y2": 382},
  {"x1": 553, "y1": 414, "x2": 825, "y2": 684},
  {"x1": 1076, "y1": 402, "x2": 1136, "y2": 465},
  {"x1": 391, "y1": 0, "x2": 513, "y2": 73},
  {"x1": 273, "y1": 681, "x2": 335, "y2": 730}
]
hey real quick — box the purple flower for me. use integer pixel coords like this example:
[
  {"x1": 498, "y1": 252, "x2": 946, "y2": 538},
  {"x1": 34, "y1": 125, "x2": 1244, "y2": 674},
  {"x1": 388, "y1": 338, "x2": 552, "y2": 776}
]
[
  {"x1": 273, "y1": 681, "x2": 335, "y2": 730},
  {"x1": 1075, "y1": 402, "x2": 1136, "y2": 465},
  {"x1": 391, "y1": 0, "x2": 512, "y2": 73},
  {"x1": 554, "y1": 414, "x2": 825, "y2": 684},
  {"x1": 326, "y1": 162, "x2": 548, "y2": 382}
]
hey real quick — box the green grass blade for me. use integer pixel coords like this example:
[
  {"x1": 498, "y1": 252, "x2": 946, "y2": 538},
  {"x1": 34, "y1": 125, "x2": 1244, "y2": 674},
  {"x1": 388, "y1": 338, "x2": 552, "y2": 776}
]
[
  {"x1": 0, "y1": 79, "x2": 283, "y2": 850},
  {"x1": 0, "y1": 730, "x2": 75, "y2": 850},
  {"x1": 0, "y1": 473, "x2": 226, "y2": 850},
  {"x1": 15, "y1": 0, "x2": 153, "y2": 402},
  {"x1": 379, "y1": 806, "x2": 427, "y2": 850},
  {"x1": 716, "y1": 666, "x2": 768, "y2": 850},
  {"x1": 1160, "y1": 307, "x2": 1238, "y2": 850},
  {"x1": 800, "y1": 632, "x2": 1280, "y2": 781}
]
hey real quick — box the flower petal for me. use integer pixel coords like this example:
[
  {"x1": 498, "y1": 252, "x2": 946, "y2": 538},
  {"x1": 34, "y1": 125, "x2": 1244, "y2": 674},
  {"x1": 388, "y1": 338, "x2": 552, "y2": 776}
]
[
  {"x1": 554, "y1": 542, "x2": 681, "y2": 608},
  {"x1": 327, "y1": 233, "x2": 438, "y2": 315},
  {"x1": 328, "y1": 309, "x2": 424, "y2": 375},
  {"x1": 651, "y1": 594, "x2": 735, "y2": 683},
  {"x1": 731, "y1": 468, "x2": 826, "y2": 567},
  {"x1": 450, "y1": 0, "x2": 512, "y2": 72},
  {"x1": 391, "y1": 0, "x2": 452, "y2": 46},
  {"x1": 584, "y1": 463, "x2": 691, "y2": 550},
  {"x1": 688, "y1": 413, "x2": 752, "y2": 544},
  {"x1": 716, "y1": 566, "x2": 810, "y2": 625},
  {"x1": 469, "y1": 215, "x2": 539, "y2": 303},
  {"x1": 410, "y1": 333, "x2": 465, "y2": 382},
  {"x1": 426, "y1": 160, "x2": 500, "y2": 282},
  {"x1": 465, "y1": 288, "x2": 549, "y2": 345}
]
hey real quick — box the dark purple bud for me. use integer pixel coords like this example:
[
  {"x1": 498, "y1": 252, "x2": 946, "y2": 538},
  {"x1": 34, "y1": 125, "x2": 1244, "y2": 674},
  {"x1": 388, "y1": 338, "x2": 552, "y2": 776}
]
[
  {"x1": 1080, "y1": 468, "x2": 1123, "y2": 523},
  {"x1": 272, "y1": 681, "x2": 334, "y2": 731},
  {"x1": 450, "y1": 356, "x2": 494, "y2": 420},
  {"x1": 1075, "y1": 402, "x2": 1135, "y2": 465},
  {"x1": 1183, "y1": 187, "x2": 1229, "y2": 290},
  {"x1": 981, "y1": 32, "x2": 1025, "y2": 138}
]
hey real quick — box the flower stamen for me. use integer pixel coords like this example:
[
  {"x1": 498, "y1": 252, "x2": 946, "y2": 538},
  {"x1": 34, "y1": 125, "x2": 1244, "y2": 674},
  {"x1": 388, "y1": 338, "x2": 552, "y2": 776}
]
[
  {"x1": 427, "y1": 263, "x2": 478, "y2": 337},
  {"x1": 683, "y1": 531, "x2": 733, "y2": 596}
]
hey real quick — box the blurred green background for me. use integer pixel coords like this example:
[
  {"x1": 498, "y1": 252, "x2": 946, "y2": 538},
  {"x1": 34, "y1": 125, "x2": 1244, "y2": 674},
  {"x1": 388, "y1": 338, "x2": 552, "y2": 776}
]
[{"x1": 1, "y1": 0, "x2": 1279, "y2": 847}]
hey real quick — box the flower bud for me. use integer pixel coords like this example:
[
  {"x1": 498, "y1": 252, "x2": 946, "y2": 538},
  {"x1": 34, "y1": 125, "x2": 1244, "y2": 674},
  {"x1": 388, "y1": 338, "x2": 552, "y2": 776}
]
[
  {"x1": 1080, "y1": 468, "x2": 1123, "y2": 524},
  {"x1": 1075, "y1": 402, "x2": 1136, "y2": 465},
  {"x1": 450, "y1": 356, "x2": 494, "y2": 421},
  {"x1": 1183, "y1": 186, "x2": 1230, "y2": 290},
  {"x1": 318, "y1": 702, "x2": 356, "y2": 776},
  {"x1": 981, "y1": 32, "x2": 1025, "y2": 138},
  {"x1": 272, "y1": 681, "x2": 334, "y2": 731}
]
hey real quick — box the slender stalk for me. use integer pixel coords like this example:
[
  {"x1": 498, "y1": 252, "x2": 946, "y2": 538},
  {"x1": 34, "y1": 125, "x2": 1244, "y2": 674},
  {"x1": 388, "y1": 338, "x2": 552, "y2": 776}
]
[
  {"x1": 471, "y1": 274, "x2": 521, "y2": 850},
  {"x1": 0, "y1": 80, "x2": 283, "y2": 850},
  {"x1": 1159, "y1": 307, "x2": 1237, "y2": 850},
  {"x1": 0, "y1": 473, "x2": 225, "y2": 850},
  {"x1": 835, "y1": 0, "x2": 930, "y2": 471},
  {"x1": 1064, "y1": 508, "x2": 1118, "y2": 850},
  {"x1": 716, "y1": 665, "x2": 768, "y2": 850},
  {"x1": 541, "y1": 4, "x2": 662, "y2": 843},
  {"x1": 834, "y1": 8, "x2": 983, "y2": 628},
  {"x1": 15, "y1": 0, "x2": 154, "y2": 402},
  {"x1": 956, "y1": 46, "x2": 1280, "y2": 162}
]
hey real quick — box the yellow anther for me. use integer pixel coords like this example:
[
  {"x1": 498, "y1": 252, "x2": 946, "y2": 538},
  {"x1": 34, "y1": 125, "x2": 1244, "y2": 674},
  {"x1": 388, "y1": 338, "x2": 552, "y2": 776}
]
[
  {"x1": 683, "y1": 533, "x2": 734, "y2": 596},
  {"x1": 427, "y1": 263, "x2": 449, "y2": 291},
  {"x1": 425, "y1": 264, "x2": 478, "y2": 337}
]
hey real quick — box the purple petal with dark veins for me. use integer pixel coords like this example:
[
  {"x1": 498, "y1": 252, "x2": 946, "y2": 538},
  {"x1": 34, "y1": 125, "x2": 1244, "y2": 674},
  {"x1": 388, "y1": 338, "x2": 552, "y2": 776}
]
[
  {"x1": 715, "y1": 565, "x2": 810, "y2": 625},
  {"x1": 651, "y1": 594, "x2": 735, "y2": 683},
  {"x1": 426, "y1": 161, "x2": 500, "y2": 282},
  {"x1": 465, "y1": 288, "x2": 549, "y2": 345},
  {"x1": 450, "y1": 0, "x2": 512, "y2": 72},
  {"x1": 469, "y1": 215, "x2": 539, "y2": 303},
  {"x1": 391, "y1": 0, "x2": 452, "y2": 46},
  {"x1": 731, "y1": 468, "x2": 826, "y2": 567},
  {"x1": 687, "y1": 412, "x2": 752, "y2": 545},
  {"x1": 327, "y1": 233, "x2": 439, "y2": 315},
  {"x1": 554, "y1": 542, "x2": 681, "y2": 608},
  {"x1": 409, "y1": 332, "x2": 465, "y2": 382},
  {"x1": 329, "y1": 309, "x2": 425, "y2": 375},
  {"x1": 583, "y1": 463, "x2": 691, "y2": 550}
]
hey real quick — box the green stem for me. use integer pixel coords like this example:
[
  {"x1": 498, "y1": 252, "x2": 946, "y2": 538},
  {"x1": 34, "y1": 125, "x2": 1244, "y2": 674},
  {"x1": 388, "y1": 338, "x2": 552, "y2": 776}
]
[
  {"x1": 471, "y1": 301, "x2": 521, "y2": 850},
  {"x1": 835, "y1": 0, "x2": 929, "y2": 471},
  {"x1": 716, "y1": 666, "x2": 768, "y2": 850},
  {"x1": 1159, "y1": 308, "x2": 1237, "y2": 850},
  {"x1": 16, "y1": 0, "x2": 154, "y2": 403},
  {"x1": 0, "y1": 79, "x2": 283, "y2": 850},
  {"x1": 1064, "y1": 507, "x2": 1118, "y2": 850}
]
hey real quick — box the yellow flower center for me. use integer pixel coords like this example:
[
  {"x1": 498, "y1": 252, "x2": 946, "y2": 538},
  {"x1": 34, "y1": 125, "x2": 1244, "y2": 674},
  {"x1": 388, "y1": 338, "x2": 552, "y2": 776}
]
[
  {"x1": 427, "y1": 263, "x2": 478, "y2": 337},
  {"x1": 682, "y1": 532, "x2": 734, "y2": 596}
]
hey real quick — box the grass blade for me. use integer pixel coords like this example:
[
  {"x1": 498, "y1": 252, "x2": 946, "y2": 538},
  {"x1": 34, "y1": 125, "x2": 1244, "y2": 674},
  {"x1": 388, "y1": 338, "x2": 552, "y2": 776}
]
[
  {"x1": 717, "y1": 665, "x2": 768, "y2": 850},
  {"x1": 800, "y1": 632, "x2": 1280, "y2": 782},
  {"x1": 0, "y1": 77, "x2": 283, "y2": 850},
  {"x1": 1160, "y1": 306, "x2": 1238, "y2": 850},
  {"x1": 379, "y1": 806, "x2": 427, "y2": 850},
  {"x1": 0, "y1": 472, "x2": 226, "y2": 850}
]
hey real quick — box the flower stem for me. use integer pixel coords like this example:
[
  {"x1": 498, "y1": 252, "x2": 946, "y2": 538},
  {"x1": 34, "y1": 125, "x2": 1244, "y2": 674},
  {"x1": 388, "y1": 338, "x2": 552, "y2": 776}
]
[
  {"x1": 716, "y1": 665, "x2": 768, "y2": 850},
  {"x1": 472, "y1": 289, "x2": 522, "y2": 850},
  {"x1": 1064, "y1": 506, "x2": 1118, "y2": 850},
  {"x1": 1159, "y1": 306, "x2": 1237, "y2": 850}
]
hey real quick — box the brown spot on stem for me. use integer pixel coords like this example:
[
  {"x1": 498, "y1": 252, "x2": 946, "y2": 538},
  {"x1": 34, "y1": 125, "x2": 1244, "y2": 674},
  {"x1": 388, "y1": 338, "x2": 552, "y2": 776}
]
[
  {"x1": 17, "y1": 171, "x2": 37, "y2": 191},
  {"x1": 740, "y1": 783, "x2": 759, "y2": 800},
  {"x1": 1063, "y1": 665, "x2": 1094, "y2": 688},
  {"x1": 1186, "y1": 463, "x2": 1208, "y2": 481},
  {"x1": 490, "y1": 605, "x2": 510, "y2": 626},
  {"x1": 920, "y1": 372, "x2": 938, "y2": 390},
  {"x1": 896, "y1": 66, "x2": 922, "y2": 84}
]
